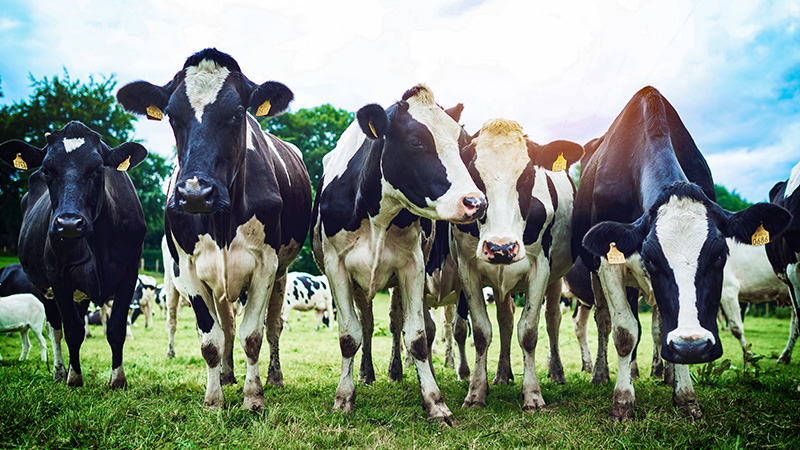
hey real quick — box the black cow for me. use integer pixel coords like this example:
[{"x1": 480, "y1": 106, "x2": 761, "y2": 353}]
[
  {"x1": 0, "y1": 121, "x2": 147, "y2": 388},
  {"x1": 117, "y1": 48, "x2": 312, "y2": 410},
  {"x1": 573, "y1": 86, "x2": 790, "y2": 421},
  {"x1": 312, "y1": 85, "x2": 486, "y2": 424},
  {"x1": 766, "y1": 161, "x2": 800, "y2": 391}
]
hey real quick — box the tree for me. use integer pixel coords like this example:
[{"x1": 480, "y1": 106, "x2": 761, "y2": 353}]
[
  {"x1": 258, "y1": 105, "x2": 354, "y2": 274},
  {"x1": 0, "y1": 72, "x2": 171, "y2": 258},
  {"x1": 714, "y1": 184, "x2": 753, "y2": 212}
]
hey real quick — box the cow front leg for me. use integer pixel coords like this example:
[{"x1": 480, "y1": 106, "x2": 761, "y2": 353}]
[
  {"x1": 493, "y1": 292, "x2": 514, "y2": 385},
  {"x1": 545, "y1": 281, "x2": 565, "y2": 384},
  {"x1": 591, "y1": 273, "x2": 611, "y2": 384},
  {"x1": 189, "y1": 294, "x2": 225, "y2": 408},
  {"x1": 238, "y1": 273, "x2": 276, "y2": 410},
  {"x1": 461, "y1": 278, "x2": 492, "y2": 408},
  {"x1": 388, "y1": 288, "x2": 404, "y2": 382},
  {"x1": 166, "y1": 285, "x2": 180, "y2": 359},
  {"x1": 53, "y1": 288, "x2": 86, "y2": 387},
  {"x1": 517, "y1": 261, "x2": 550, "y2": 411},
  {"x1": 573, "y1": 302, "x2": 594, "y2": 372},
  {"x1": 442, "y1": 304, "x2": 455, "y2": 369},
  {"x1": 651, "y1": 305, "x2": 664, "y2": 378},
  {"x1": 673, "y1": 364, "x2": 702, "y2": 421},
  {"x1": 355, "y1": 290, "x2": 375, "y2": 385},
  {"x1": 778, "y1": 268, "x2": 799, "y2": 364},
  {"x1": 453, "y1": 292, "x2": 471, "y2": 381},
  {"x1": 424, "y1": 305, "x2": 436, "y2": 377},
  {"x1": 328, "y1": 261, "x2": 360, "y2": 413}
]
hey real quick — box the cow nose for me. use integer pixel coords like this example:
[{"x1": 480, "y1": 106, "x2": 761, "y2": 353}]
[
  {"x1": 483, "y1": 240, "x2": 520, "y2": 264},
  {"x1": 462, "y1": 195, "x2": 487, "y2": 220},
  {"x1": 666, "y1": 334, "x2": 715, "y2": 363},
  {"x1": 176, "y1": 177, "x2": 214, "y2": 213},
  {"x1": 55, "y1": 214, "x2": 86, "y2": 239}
]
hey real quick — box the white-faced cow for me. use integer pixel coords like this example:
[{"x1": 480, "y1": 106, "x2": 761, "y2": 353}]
[
  {"x1": 766, "y1": 161, "x2": 800, "y2": 391},
  {"x1": 311, "y1": 85, "x2": 486, "y2": 424},
  {"x1": 0, "y1": 121, "x2": 148, "y2": 388},
  {"x1": 450, "y1": 118, "x2": 583, "y2": 411},
  {"x1": 117, "y1": 48, "x2": 312, "y2": 409},
  {"x1": 574, "y1": 86, "x2": 791, "y2": 420},
  {"x1": 282, "y1": 272, "x2": 334, "y2": 331}
]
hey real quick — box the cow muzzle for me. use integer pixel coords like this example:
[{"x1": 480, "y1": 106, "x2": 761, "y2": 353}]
[
  {"x1": 459, "y1": 194, "x2": 487, "y2": 222},
  {"x1": 175, "y1": 177, "x2": 217, "y2": 214},
  {"x1": 53, "y1": 213, "x2": 89, "y2": 239},
  {"x1": 482, "y1": 239, "x2": 521, "y2": 264},
  {"x1": 663, "y1": 328, "x2": 720, "y2": 364}
]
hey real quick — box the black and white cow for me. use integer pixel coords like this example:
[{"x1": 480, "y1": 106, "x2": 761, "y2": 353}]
[
  {"x1": 450, "y1": 118, "x2": 583, "y2": 411},
  {"x1": 0, "y1": 121, "x2": 148, "y2": 388},
  {"x1": 574, "y1": 86, "x2": 791, "y2": 420},
  {"x1": 311, "y1": 85, "x2": 486, "y2": 423},
  {"x1": 117, "y1": 48, "x2": 312, "y2": 409},
  {"x1": 282, "y1": 272, "x2": 334, "y2": 331},
  {"x1": 766, "y1": 161, "x2": 800, "y2": 391},
  {"x1": 130, "y1": 274, "x2": 157, "y2": 328}
]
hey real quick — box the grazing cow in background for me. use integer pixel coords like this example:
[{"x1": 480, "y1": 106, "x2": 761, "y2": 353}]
[
  {"x1": 282, "y1": 272, "x2": 334, "y2": 331},
  {"x1": 450, "y1": 118, "x2": 583, "y2": 411},
  {"x1": 130, "y1": 275, "x2": 157, "y2": 329},
  {"x1": 766, "y1": 161, "x2": 800, "y2": 391},
  {"x1": 0, "y1": 121, "x2": 147, "y2": 388},
  {"x1": 574, "y1": 86, "x2": 790, "y2": 420},
  {"x1": 312, "y1": 85, "x2": 486, "y2": 424},
  {"x1": 0, "y1": 293, "x2": 47, "y2": 361},
  {"x1": 117, "y1": 48, "x2": 312, "y2": 409}
]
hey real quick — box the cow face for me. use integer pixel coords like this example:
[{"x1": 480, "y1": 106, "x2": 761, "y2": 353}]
[
  {"x1": 0, "y1": 122, "x2": 146, "y2": 240},
  {"x1": 117, "y1": 48, "x2": 293, "y2": 214},
  {"x1": 355, "y1": 85, "x2": 486, "y2": 223},
  {"x1": 461, "y1": 119, "x2": 582, "y2": 264},
  {"x1": 582, "y1": 182, "x2": 791, "y2": 364}
]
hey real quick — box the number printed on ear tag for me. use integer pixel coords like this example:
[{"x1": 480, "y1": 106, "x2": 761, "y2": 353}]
[
  {"x1": 606, "y1": 242, "x2": 626, "y2": 264},
  {"x1": 751, "y1": 224, "x2": 770, "y2": 246},
  {"x1": 552, "y1": 153, "x2": 567, "y2": 172},
  {"x1": 117, "y1": 155, "x2": 131, "y2": 172},
  {"x1": 256, "y1": 100, "x2": 272, "y2": 117},
  {"x1": 146, "y1": 105, "x2": 163, "y2": 121},
  {"x1": 13, "y1": 154, "x2": 28, "y2": 170}
]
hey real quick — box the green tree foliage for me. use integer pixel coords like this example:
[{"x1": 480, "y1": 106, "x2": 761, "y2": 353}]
[
  {"x1": 0, "y1": 72, "x2": 170, "y2": 258},
  {"x1": 258, "y1": 105, "x2": 354, "y2": 274},
  {"x1": 714, "y1": 184, "x2": 753, "y2": 212}
]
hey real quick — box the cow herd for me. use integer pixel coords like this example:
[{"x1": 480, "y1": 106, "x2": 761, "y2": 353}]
[{"x1": 1, "y1": 48, "x2": 799, "y2": 424}]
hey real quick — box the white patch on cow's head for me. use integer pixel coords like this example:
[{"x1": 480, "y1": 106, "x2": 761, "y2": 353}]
[
  {"x1": 321, "y1": 120, "x2": 367, "y2": 190},
  {"x1": 655, "y1": 195, "x2": 716, "y2": 347},
  {"x1": 785, "y1": 161, "x2": 800, "y2": 198},
  {"x1": 62, "y1": 138, "x2": 85, "y2": 153},
  {"x1": 184, "y1": 59, "x2": 231, "y2": 123},
  {"x1": 405, "y1": 86, "x2": 481, "y2": 220}
]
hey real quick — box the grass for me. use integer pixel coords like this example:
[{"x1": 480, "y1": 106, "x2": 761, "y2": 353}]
[{"x1": 1, "y1": 293, "x2": 800, "y2": 449}]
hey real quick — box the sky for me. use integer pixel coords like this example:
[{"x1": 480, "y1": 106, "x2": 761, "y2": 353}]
[{"x1": 1, "y1": 0, "x2": 798, "y2": 202}]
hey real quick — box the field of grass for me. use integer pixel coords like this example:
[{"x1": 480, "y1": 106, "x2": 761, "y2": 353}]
[{"x1": 1, "y1": 291, "x2": 799, "y2": 449}]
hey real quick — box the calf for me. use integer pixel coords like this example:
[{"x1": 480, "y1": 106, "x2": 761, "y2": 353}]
[
  {"x1": 450, "y1": 118, "x2": 583, "y2": 411},
  {"x1": 282, "y1": 272, "x2": 334, "y2": 331},
  {"x1": 0, "y1": 293, "x2": 47, "y2": 361},
  {"x1": 312, "y1": 85, "x2": 485, "y2": 423},
  {"x1": 0, "y1": 121, "x2": 147, "y2": 388},
  {"x1": 118, "y1": 48, "x2": 312, "y2": 409},
  {"x1": 574, "y1": 86, "x2": 790, "y2": 420}
]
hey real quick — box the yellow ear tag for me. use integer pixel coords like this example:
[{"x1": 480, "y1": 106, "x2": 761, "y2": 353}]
[
  {"x1": 606, "y1": 242, "x2": 626, "y2": 265},
  {"x1": 751, "y1": 224, "x2": 770, "y2": 246},
  {"x1": 145, "y1": 105, "x2": 163, "y2": 121},
  {"x1": 256, "y1": 100, "x2": 272, "y2": 117},
  {"x1": 552, "y1": 153, "x2": 567, "y2": 172},
  {"x1": 368, "y1": 120, "x2": 378, "y2": 138},
  {"x1": 13, "y1": 153, "x2": 28, "y2": 170},
  {"x1": 117, "y1": 155, "x2": 131, "y2": 172}
]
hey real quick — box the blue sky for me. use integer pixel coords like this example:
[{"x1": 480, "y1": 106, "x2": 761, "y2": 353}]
[{"x1": 1, "y1": 0, "x2": 798, "y2": 202}]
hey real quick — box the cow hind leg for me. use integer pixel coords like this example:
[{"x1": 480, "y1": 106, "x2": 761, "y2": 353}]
[
  {"x1": 573, "y1": 303, "x2": 593, "y2": 372},
  {"x1": 355, "y1": 290, "x2": 375, "y2": 385},
  {"x1": 264, "y1": 274, "x2": 286, "y2": 388},
  {"x1": 61, "y1": 297, "x2": 87, "y2": 387},
  {"x1": 166, "y1": 287, "x2": 179, "y2": 359},
  {"x1": 387, "y1": 288, "x2": 404, "y2": 382},
  {"x1": 424, "y1": 305, "x2": 436, "y2": 377},
  {"x1": 238, "y1": 273, "x2": 275, "y2": 410},
  {"x1": 778, "y1": 272, "x2": 799, "y2": 364},
  {"x1": 545, "y1": 282, "x2": 565, "y2": 384},
  {"x1": 591, "y1": 274, "x2": 611, "y2": 384},
  {"x1": 330, "y1": 271, "x2": 361, "y2": 413},
  {"x1": 19, "y1": 328, "x2": 31, "y2": 361},
  {"x1": 462, "y1": 280, "x2": 492, "y2": 408},
  {"x1": 453, "y1": 292, "x2": 471, "y2": 381},
  {"x1": 493, "y1": 293, "x2": 515, "y2": 385},
  {"x1": 442, "y1": 305, "x2": 455, "y2": 369},
  {"x1": 651, "y1": 305, "x2": 664, "y2": 378}
]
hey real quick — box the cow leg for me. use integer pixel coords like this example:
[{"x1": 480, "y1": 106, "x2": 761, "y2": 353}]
[
  {"x1": 545, "y1": 282, "x2": 565, "y2": 384},
  {"x1": 651, "y1": 305, "x2": 664, "y2": 378},
  {"x1": 19, "y1": 329, "x2": 31, "y2": 361},
  {"x1": 453, "y1": 291, "x2": 471, "y2": 381},
  {"x1": 590, "y1": 274, "x2": 611, "y2": 384},
  {"x1": 265, "y1": 274, "x2": 286, "y2": 388},
  {"x1": 329, "y1": 260, "x2": 360, "y2": 413},
  {"x1": 574, "y1": 303, "x2": 594, "y2": 372},
  {"x1": 189, "y1": 292, "x2": 227, "y2": 408},
  {"x1": 627, "y1": 287, "x2": 641, "y2": 381},
  {"x1": 355, "y1": 290, "x2": 375, "y2": 385},
  {"x1": 218, "y1": 299, "x2": 237, "y2": 386},
  {"x1": 239, "y1": 270, "x2": 279, "y2": 410},
  {"x1": 388, "y1": 288, "x2": 404, "y2": 382},
  {"x1": 597, "y1": 263, "x2": 639, "y2": 421},
  {"x1": 517, "y1": 257, "x2": 551, "y2": 411},
  {"x1": 315, "y1": 309, "x2": 324, "y2": 331},
  {"x1": 166, "y1": 283, "x2": 179, "y2": 359},
  {"x1": 461, "y1": 276, "x2": 492, "y2": 408},
  {"x1": 32, "y1": 317, "x2": 47, "y2": 361},
  {"x1": 55, "y1": 289, "x2": 86, "y2": 387},
  {"x1": 42, "y1": 299, "x2": 66, "y2": 381},
  {"x1": 778, "y1": 266, "x2": 800, "y2": 364},
  {"x1": 493, "y1": 292, "x2": 514, "y2": 385},
  {"x1": 108, "y1": 267, "x2": 138, "y2": 390},
  {"x1": 720, "y1": 281, "x2": 750, "y2": 357},
  {"x1": 443, "y1": 304, "x2": 455, "y2": 369},
  {"x1": 397, "y1": 262, "x2": 453, "y2": 425},
  {"x1": 424, "y1": 304, "x2": 436, "y2": 377},
  {"x1": 673, "y1": 363, "x2": 702, "y2": 421}
]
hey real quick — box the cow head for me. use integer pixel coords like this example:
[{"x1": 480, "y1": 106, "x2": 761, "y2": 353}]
[
  {"x1": 582, "y1": 182, "x2": 791, "y2": 364},
  {"x1": 117, "y1": 48, "x2": 293, "y2": 214},
  {"x1": 461, "y1": 119, "x2": 582, "y2": 264},
  {"x1": 355, "y1": 85, "x2": 486, "y2": 223},
  {"x1": 0, "y1": 121, "x2": 146, "y2": 240}
]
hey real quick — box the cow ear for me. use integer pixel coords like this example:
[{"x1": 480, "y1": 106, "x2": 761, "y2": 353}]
[
  {"x1": 582, "y1": 216, "x2": 648, "y2": 260},
  {"x1": 720, "y1": 202, "x2": 791, "y2": 245},
  {"x1": 460, "y1": 142, "x2": 476, "y2": 166},
  {"x1": 117, "y1": 80, "x2": 174, "y2": 121},
  {"x1": 769, "y1": 181, "x2": 787, "y2": 203},
  {"x1": 249, "y1": 81, "x2": 293, "y2": 117},
  {"x1": 528, "y1": 140, "x2": 584, "y2": 172},
  {"x1": 104, "y1": 142, "x2": 148, "y2": 172},
  {"x1": 0, "y1": 140, "x2": 44, "y2": 171},
  {"x1": 444, "y1": 103, "x2": 464, "y2": 122},
  {"x1": 356, "y1": 104, "x2": 389, "y2": 140}
]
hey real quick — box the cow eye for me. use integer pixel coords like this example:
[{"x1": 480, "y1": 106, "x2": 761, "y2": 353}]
[
  {"x1": 408, "y1": 138, "x2": 424, "y2": 149},
  {"x1": 231, "y1": 110, "x2": 244, "y2": 124},
  {"x1": 41, "y1": 168, "x2": 51, "y2": 178}
]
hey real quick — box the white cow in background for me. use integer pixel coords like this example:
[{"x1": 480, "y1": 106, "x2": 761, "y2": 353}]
[
  {"x1": 283, "y1": 272, "x2": 334, "y2": 331},
  {"x1": 0, "y1": 293, "x2": 47, "y2": 361}
]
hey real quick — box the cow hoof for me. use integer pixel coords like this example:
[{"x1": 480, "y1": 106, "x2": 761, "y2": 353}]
[
  {"x1": 609, "y1": 401, "x2": 634, "y2": 421},
  {"x1": 549, "y1": 370, "x2": 566, "y2": 385},
  {"x1": 631, "y1": 361, "x2": 640, "y2": 381},
  {"x1": 582, "y1": 361, "x2": 594, "y2": 373},
  {"x1": 679, "y1": 403, "x2": 703, "y2": 422},
  {"x1": 777, "y1": 353, "x2": 791, "y2": 365},
  {"x1": 53, "y1": 364, "x2": 67, "y2": 382},
  {"x1": 458, "y1": 367, "x2": 470, "y2": 381},
  {"x1": 492, "y1": 372, "x2": 513, "y2": 385},
  {"x1": 243, "y1": 396, "x2": 265, "y2": 411},
  {"x1": 461, "y1": 399, "x2": 485, "y2": 409},
  {"x1": 522, "y1": 402, "x2": 545, "y2": 413},
  {"x1": 66, "y1": 368, "x2": 84, "y2": 387},
  {"x1": 267, "y1": 371, "x2": 284, "y2": 387},
  {"x1": 109, "y1": 368, "x2": 127, "y2": 390},
  {"x1": 333, "y1": 394, "x2": 355, "y2": 413},
  {"x1": 204, "y1": 394, "x2": 225, "y2": 410},
  {"x1": 359, "y1": 372, "x2": 376, "y2": 385},
  {"x1": 444, "y1": 355, "x2": 455, "y2": 369},
  {"x1": 166, "y1": 349, "x2": 175, "y2": 359},
  {"x1": 220, "y1": 371, "x2": 237, "y2": 386},
  {"x1": 591, "y1": 373, "x2": 609, "y2": 384}
]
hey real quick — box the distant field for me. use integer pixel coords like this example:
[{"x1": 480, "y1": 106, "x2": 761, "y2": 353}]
[
  {"x1": 0, "y1": 255, "x2": 20, "y2": 267},
  {"x1": 1, "y1": 292, "x2": 799, "y2": 449}
]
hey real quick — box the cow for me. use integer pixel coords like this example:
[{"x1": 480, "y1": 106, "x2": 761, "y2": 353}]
[
  {"x1": 766, "y1": 161, "x2": 800, "y2": 391},
  {"x1": 0, "y1": 293, "x2": 47, "y2": 361},
  {"x1": 311, "y1": 85, "x2": 486, "y2": 424},
  {"x1": 0, "y1": 121, "x2": 148, "y2": 388},
  {"x1": 450, "y1": 118, "x2": 583, "y2": 411},
  {"x1": 282, "y1": 272, "x2": 334, "y2": 331},
  {"x1": 129, "y1": 274, "x2": 157, "y2": 328},
  {"x1": 117, "y1": 48, "x2": 312, "y2": 409},
  {"x1": 573, "y1": 86, "x2": 791, "y2": 420}
]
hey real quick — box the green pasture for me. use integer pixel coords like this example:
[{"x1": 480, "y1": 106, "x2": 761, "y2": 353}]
[{"x1": 1, "y1": 291, "x2": 799, "y2": 449}]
